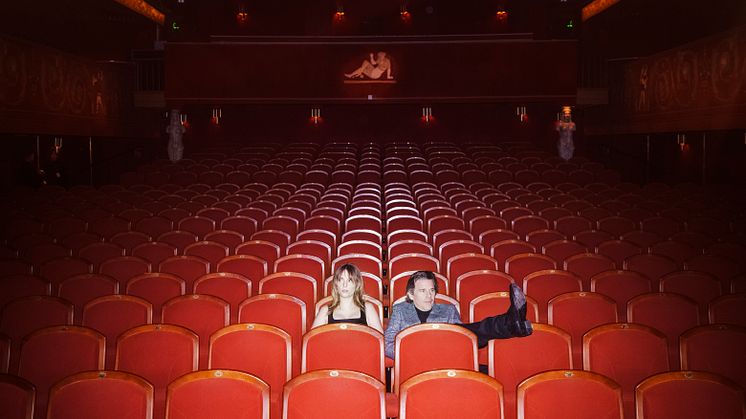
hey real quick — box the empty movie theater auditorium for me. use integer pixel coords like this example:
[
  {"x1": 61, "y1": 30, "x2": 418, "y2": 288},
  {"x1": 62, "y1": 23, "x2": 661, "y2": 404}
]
[{"x1": 1, "y1": 1, "x2": 746, "y2": 418}]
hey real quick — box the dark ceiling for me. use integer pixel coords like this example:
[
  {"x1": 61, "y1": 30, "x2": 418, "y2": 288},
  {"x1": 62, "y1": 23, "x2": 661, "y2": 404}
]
[{"x1": 1, "y1": 0, "x2": 743, "y2": 62}]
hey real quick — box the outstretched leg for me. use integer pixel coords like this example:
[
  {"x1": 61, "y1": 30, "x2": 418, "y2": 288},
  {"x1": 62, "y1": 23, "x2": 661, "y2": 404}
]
[{"x1": 459, "y1": 283, "x2": 532, "y2": 348}]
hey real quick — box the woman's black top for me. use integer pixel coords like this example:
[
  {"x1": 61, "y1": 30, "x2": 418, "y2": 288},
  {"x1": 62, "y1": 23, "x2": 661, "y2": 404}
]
[{"x1": 328, "y1": 308, "x2": 367, "y2": 325}]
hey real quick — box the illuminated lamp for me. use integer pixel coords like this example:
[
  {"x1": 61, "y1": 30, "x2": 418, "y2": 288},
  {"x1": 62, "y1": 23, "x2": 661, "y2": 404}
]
[
  {"x1": 495, "y1": 9, "x2": 508, "y2": 23},
  {"x1": 421, "y1": 106, "x2": 433, "y2": 123},
  {"x1": 516, "y1": 106, "x2": 527, "y2": 122},
  {"x1": 180, "y1": 113, "x2": 189, "y2": 127},
  {"x1": 310, "y1": 107, "x2": 322, "y2": 125},
  {"x1": 211, "y1": 108, "x2": 222, "y2": 125},
  {"x1": 236, "y1": 4, "x2": 249, "y2": 25},
  {"x1": 400, "y1": 4, "x2": 412, "y2": 23},
  {"x1": 565, "y1": 19, "x2": 574, "y2": 29},
  {"x1": 54, "y1": 137, "x2": 63, "y2": 153},
  {"x1": 334, "y1": 3, "x2": 345, "y2": 22},
  {"x1": 677, "y1": 134, "x2": 687, "y2": 151}
]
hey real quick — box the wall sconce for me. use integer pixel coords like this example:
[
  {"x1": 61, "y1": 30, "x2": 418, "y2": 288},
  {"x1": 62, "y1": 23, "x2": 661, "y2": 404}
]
[
  {"x1": 54, "y1": 137, "x2": 63, "y2": 153},
  {"x1": 211, "y1": 108, "x2": 222, "y2": 125},
  {"x1": 496, "y1": 9, "x2": 509, "y2": 23},
  {"x1": 421, "y1": 106, "x2": 433, "y2": 123},
  {"x1": 310, "y1": 107, "x2": 322, "y2": 125},
  {"x1": 334, "y1": 2, "x2": 345, "y2": 22},
  {"x1": 180, "y1": 113, "x2": 188, "y2": 127},
  {"x1": 516, "y1": 106, "x2": 527, "y2": 122},
  {"x1": 400, "y1": 3, "x2": 412, "y2": 22},
  {"x1": 236, "y1": 4, "x2": 249, "y2": 25},
  {"x1": 677, "y1": 133, "x2": 687, "y2": 151}
]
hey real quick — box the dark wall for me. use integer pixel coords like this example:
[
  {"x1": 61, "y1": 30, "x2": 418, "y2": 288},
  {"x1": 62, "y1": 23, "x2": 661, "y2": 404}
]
[
  {"x1": 165, "y1": 37, "x2": 577, "y2": 104},
  {"x1": 176, "y1": 103, "x2": 573, "y2": 149},
  {"x1": 0, "y1": 35, "x2": 144, "y2": 138}
]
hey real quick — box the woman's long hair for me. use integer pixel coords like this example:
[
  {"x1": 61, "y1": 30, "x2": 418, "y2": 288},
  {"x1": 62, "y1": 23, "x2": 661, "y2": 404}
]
[{"x1": 329, "y1": 263, "x2": 365, "y2": 312}]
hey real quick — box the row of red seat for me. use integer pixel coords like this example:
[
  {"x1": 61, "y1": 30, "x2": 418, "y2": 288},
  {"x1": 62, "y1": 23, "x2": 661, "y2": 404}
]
[{"x1": 2, "y1": 320, "x2": 744, "y2": 419}]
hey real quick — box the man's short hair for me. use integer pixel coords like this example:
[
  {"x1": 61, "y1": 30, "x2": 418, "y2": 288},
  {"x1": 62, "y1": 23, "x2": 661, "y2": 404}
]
[{"x1": 405, "y1": 271, "x2": 438, "y2": 303}]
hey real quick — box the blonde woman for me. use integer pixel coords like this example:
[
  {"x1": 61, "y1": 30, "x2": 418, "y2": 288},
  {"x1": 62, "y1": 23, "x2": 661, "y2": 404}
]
[{"x1": 311, "y1": 263, "x2": 383, "y2": 333}]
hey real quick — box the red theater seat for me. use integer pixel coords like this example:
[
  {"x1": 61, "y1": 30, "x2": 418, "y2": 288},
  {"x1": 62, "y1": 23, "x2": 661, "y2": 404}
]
[
  {"x1": 489, "y1": 324, "x2": 573, "y2": 419},
  {"x1": 282, "y1": 370, "x2": 385, "y2": 419},
  {"x1": 549, "y1": 291, "x2": 618, "y2": 366},
  {"x1": 627, "y1": 292, "x2": 699, "y2": 368},
  {"x1": 393, "y1": 323, "x2": 477, "y2": 394},
  {"x1": 399, "y1": 370, "x2": 504, "y2": 419},
  {"x1": 47, "y1": 371, "x2": 152, "y2": 419},
  {"x1": 209, "y1": 323, "x2": 291, "y2": 419},
  {"x1": 238, "y1": 294, "x2": 306, "y2": 377},
  {"x1": 161, "y1": 294, "x2": 230, "y2": 369},
  {"x1": 17, "y1": 325, "x2": 105, "y2": 419},
  {"x1": 680, "y1": 324, "x2": 746, "y2": 390},
  {"x1": 635, "y1": 371, "x2": 746, "y2": 419},
  {"x1": 517, "y1": 370, "x2": 623, "y2": 419},
  {"x1": 302, "y1": 323, "x2": 385, "y2": 382},
  {"x1": 126, "y1": 273, "x2": 185, "y2": 322},
  {"x1": 82, "y1": 294, "x2": 152, "y2": 368},
  {"x1": 0, "y1": 373, "x2": 35, "y2": 419},
  {"x1": 116, "y1": 324, "x2": 199, "y2": 419},
  {"x1": 165, "y1": 370, "x2": 269, "y2": 419}
]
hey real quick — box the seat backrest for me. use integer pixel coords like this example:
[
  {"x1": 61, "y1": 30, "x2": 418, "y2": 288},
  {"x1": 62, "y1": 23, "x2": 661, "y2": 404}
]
[
  {"x1": 126, "y1": 273, "x2": 186, "y2": 322},
  {"x1": 489, "y1": 324, "x2": 572, "y2": 419},
  {"x1": 282, "y1": 370, "x2": 385, "y2": 419},
  {"x1": 0, "y1": 296, "x2": 74, "y2": 371},
  {"x1": 590, "y1": 270, "x2": 651, "y2": 321},
  {"x1": 627, "y1": 292, "x2": 700, "y2": 367},
  {"x1": 209, "y1": 323, "x2": 291, "y2": 419},
  {"x1": 523, "y1": 269, "x2": 582, "y2": 323},
  {"x1": 394, "y1": 323, "x2": 477, "y2": 394},
  {"x1": 82, "y1": 294, "x2": 152, "y2": 369},
  {"x1": 455, "y1": 270, "x2": 514, "y2": 315},
  {"x1": 635, "y1": 371, "x2": 746, "y2": 419},
  {"x1": 583, "y1": 323, "x2": 669, "y2": 418},
  {"x1": 548, "y1": 291, "x2": 618, "y2": 366},
  {"x1": 505, "y1": 253, "x2": 556, "y2": 284},
  {"x1": 660, "y1": 270, "x2": 722, "y2": 321},
  {"x1": 399, "y1": 369, "x2": 504, "y2": 419},
  {"x1": 302, "y1": 323, "x2": 384, "y2": 382},
  {"x1": 17, "y1": 325, "x2": 105, "y2": 417},
  {"x1": 161, "y1": 294, "x2": 230, "y2": 369},
  {"x1": 193, "y1": 272, "x2": 252, "y2": 324},
  {"x1": 58, "y1": 273, "x2": 119, "y2": 321},
  {"x1": 238, "y1": 294, "x2": 306, "y2": 376},
  {"x1": 708, "y1": 293, "x2": 746, "y2": 327},
  {"x1": 158, "y1": 255, "x2": 210, "y2": 292},
  {"x1": 0, "y1": 373, "x2": 35, "y2": 419},
  {"x1": 99, "y1": 256, "x2": 151, "y2": 288},
  {"x1": 47, "y1": 371, "x2": 153, "y2": 419},
  {"x1": 445, "y1": 254, "x2": 499, "y2": 291},
  {"x1": 116, "y1": 324, "x2": 198, "y2": 388},
  {"x1": 680, "y1": 324, "x2": 746, "y2": 390},
  {"x1": 563, "y1": 253, "x2": 616, "y2": 290},
  {"x1": 0, "y1": 275, "x2": 51, "y2": 308},
  {"x1": 166, "y1": 370, "x2": 269, "y2": 419},
  {"x1": 258, "y1": 272, "x2": 317, "y2": 329},
  {"x1": 388, "y1": 253, "x2": 440, "y2": 280},
  {"x1": 517, "y1": 370, "x2": 623, "y2": 419}
]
